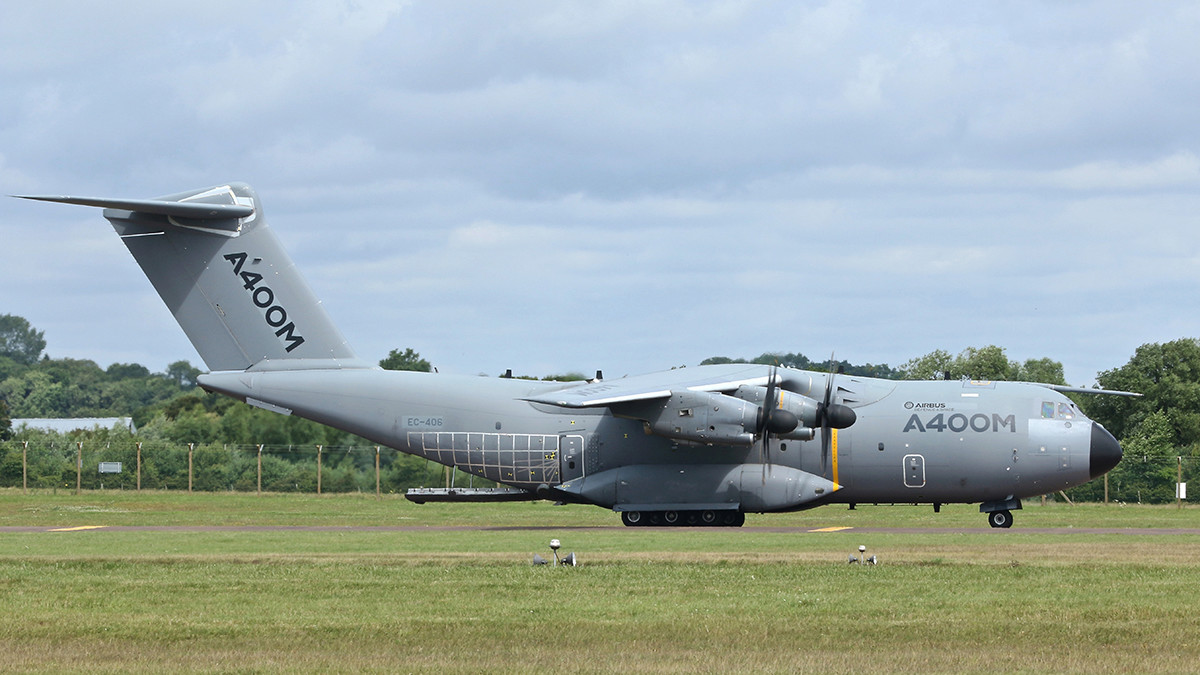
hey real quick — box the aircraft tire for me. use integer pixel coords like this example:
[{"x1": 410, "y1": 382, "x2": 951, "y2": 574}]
[
  {"x1": 700, "y1": 510, "x2": 717, "y2": 525},
  {"x1": 621, "y1": 511, "x2": 644, "y2": 527},
  {"x1": 988, "y1": 510, "x2": 1013, "y2": 529},
  {"x1": 663, "y1": 510, "x2": 679, "y2": 524},
  {"x1": 720, "y1": 511, "x2": 746, "y2": 527}
]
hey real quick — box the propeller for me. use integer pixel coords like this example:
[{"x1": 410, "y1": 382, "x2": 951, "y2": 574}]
[
  {"x1": 816, "y1": 356, "x2": 857, "y2": 476},
  {"x1": 757, "y1": 366, "x2": 800, "y2": 483}
]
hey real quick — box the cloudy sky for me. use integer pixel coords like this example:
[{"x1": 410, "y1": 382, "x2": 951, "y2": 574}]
[{"x1": 2, "y1": 1, "x2": 1198, "y2": 385}]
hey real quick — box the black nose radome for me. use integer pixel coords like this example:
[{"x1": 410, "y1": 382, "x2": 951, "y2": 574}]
[{"x1": 1090, "y1": 422, "x2": 1122, "y2": 479}]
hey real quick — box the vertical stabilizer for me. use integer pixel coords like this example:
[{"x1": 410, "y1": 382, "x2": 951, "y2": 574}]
[{"x1": 21, "y1": 183, "x2": 366, "y2": 372}]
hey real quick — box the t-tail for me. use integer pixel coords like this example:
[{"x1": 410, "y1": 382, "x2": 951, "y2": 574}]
[{"x1": 19, "y1": 183, "x2": 369, "y2": 372}]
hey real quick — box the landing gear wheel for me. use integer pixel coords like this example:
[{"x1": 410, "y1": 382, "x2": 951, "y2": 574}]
[
  {"x1": 720, "y1": 511, "x2": 746, "y2": 527},
  {"x1": 988, "y1": 510, "x2": 1013, "y2": 529},
  {"x1": 621, "y1": 511, "x2": 643, "y2": 527},
  {"x1": 663, "y1": 510, "x2": 679, "y2": 525},
  {"x1": 700, "y1": 510, "x2": 717, "y2": 525}
]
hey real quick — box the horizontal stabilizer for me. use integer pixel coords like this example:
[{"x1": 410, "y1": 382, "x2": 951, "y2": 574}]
[{"x1": 16, "y1": 194, "x2": 254, "y2": 222}]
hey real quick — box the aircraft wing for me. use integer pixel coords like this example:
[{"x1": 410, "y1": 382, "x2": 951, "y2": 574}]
[
  {"x1": 1035, "y1": 383, "x2": 1142, "y2": 397},
  {"x1": 523, "y1": 364, "x2": 788, "y2": 408}
]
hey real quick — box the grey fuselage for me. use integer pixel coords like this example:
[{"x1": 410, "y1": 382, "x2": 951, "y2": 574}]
[{"x1": 199, "y1": 363, "x2": 1118, "y2": 513}]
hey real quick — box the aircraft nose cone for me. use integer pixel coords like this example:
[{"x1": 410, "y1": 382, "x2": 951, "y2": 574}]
[{"x1": 1090, "y1": 422, "x2": 1122, "y2": 479}]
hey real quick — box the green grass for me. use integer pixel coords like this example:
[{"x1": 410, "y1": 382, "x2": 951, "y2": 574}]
[{"x1": 1, "y1": 491, "x2": 1199, "y2": 673}]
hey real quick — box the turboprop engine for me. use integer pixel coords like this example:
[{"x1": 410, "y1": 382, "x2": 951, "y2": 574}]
[
  {"x1": 642, "y1": 390, "x2": 759, "y2": 445},
  {"x1": 639, "y1": 387, "x2": 826, "y2": 446}
]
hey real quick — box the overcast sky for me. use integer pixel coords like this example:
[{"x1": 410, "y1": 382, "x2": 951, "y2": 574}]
[{"x1": 3, "y1": 1, "x2": 1198, "y2": 385}]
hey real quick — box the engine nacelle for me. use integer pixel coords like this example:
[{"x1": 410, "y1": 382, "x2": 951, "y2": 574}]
[
  {"x1": 643, "y1": 390, "x2": 758, "y2": 446},
  {"x1": 732, "y1": 385, "x2": 821, "y2": 438}
]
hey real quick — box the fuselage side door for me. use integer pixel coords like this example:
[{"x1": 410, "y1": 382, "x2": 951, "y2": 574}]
[
  {"x1": 560, "y1": 434, "x2": 585, "y2": 483},
  {"x1": 903, "y1": 453, "x2": 926, "y2": 488}
]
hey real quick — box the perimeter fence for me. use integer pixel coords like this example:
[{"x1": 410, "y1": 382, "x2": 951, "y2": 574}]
[
  {"x1": 0, "y1": 439, "x2": 1195, "y2": 504},
  {"x1": 0, "y1": 439, "x2": 491, "y2": 495}
]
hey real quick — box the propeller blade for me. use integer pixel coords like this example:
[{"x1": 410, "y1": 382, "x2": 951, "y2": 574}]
[
  {"x1": 761, "y1": 366, "x2": 775, "y2": 484},
  {"x1": 817, "y1": 354, "x2": 857, "y2": 477},
  {"x1": 820, "y1": 355, "x2": 837, "y2": 476}
]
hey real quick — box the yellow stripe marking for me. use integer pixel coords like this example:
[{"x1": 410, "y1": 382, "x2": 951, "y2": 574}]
[
  {"x1": 831, "y1": 427, "x2": 839, "y2": 485},
  {"x1": 809, "y1": 526, "x2": 853, "y2": 533},
  {"x1": 48, "y1": 526, "x2": 108, "y2": 532}
]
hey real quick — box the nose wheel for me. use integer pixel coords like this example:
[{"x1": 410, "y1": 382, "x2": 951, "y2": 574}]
[{"x1": 987, "y1": 510, "x2": 1013, "y2": 528}]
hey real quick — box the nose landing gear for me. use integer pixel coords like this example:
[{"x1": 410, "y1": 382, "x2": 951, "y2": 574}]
[
  {"x1": 980, "y1": 498, "x2": 1021, "y2": 528},
  {"x1": 987, "y1": 509, "x2": 1013, "y2": 528}
]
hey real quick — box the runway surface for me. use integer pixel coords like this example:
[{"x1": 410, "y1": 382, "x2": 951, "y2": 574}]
[{"x1": 4, "y1": 525, "x2": 1200, "y2": 535}]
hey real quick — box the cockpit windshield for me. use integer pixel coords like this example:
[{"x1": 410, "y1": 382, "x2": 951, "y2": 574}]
[{"x1": 1041, "y1": 400, "x2": 1077, "y2": 420}]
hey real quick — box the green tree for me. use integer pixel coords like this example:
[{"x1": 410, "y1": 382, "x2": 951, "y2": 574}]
[
  {"x1": 955, "y1": 345, "x2": 1016, "y2": 381},
  {"x1": 1081, "y1": 410, "x2": 1180, "y2": 504},
  {"x1": 897, "y1": 346, "x2": 1059, "y2": 383},
  {"x1": 0, "y1": 398, "x2": 11, "y2": 441},
  {"x1": 379, "y1": 348, "x2": 432, "y2": 372},
  {"x1": 1013, "y1": 357, "x2": 1067, "y2": 385},
  {"x1": 0, "y1": 314, "x2": 46, "y2": 365},
  {"x1": 1085, "y1": 339, "x2": 1200, "y2": 448},
  {"x1": 699, "y1": 356, "x2": 748, "y2": 366},
  {"x1": 165, "y1": 360, "x2": 202, "y2": 389},
  {"x1": 897, "y1": 349, "x2": 954, "y2": 380},
  {"x1": 700, "y1": 352, "x2": 896, "y2": 378},
  {"x1": 106, "y1": 362, "x2": 151, "y2": 379}
]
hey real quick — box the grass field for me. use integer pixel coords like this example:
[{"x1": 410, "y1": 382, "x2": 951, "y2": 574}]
[{"x1": 1, "y1": 490, "x2": 1199, "y2": 673}]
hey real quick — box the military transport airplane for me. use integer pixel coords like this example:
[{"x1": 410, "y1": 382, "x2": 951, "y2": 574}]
[{"x1": 19, "y1": 184, "x2": 1132, "y2": 528}]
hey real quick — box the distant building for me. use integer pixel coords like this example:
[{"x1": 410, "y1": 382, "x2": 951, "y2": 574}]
[{"x1": 11, "y1": 418, "x2": 136, "y2": 434}]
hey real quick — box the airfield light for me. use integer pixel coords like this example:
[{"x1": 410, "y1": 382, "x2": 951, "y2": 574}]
[
  {"x1": 532, "y1": 539, "x2": 578, "y2": 567},
  {"x1": 849, "y1": 545, "x2": 877, "y2": 565}
]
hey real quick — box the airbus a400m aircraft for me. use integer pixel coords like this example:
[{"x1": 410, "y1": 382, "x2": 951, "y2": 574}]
[{"x1": 21, "y1": 184, "x2": 1130, "y2": 528}]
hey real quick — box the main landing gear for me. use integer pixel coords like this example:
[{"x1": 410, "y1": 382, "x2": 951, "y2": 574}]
[{"x1": 620, "y1": 510, "x2": 745, "y2": 527}]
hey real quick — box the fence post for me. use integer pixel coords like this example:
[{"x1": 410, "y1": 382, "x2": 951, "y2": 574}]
[
  {"x1": 257, "y1": 444, "x2": 263, "y2": 495},
  {"x1": 136, "y1": 442, "x2": 142, "y2": 491},
  {"x1": 1178, "y1": 456, "x2": 1184, "y2": 510},
  {"x1": 375, "y1": 446, "x2": 381, "y2": 498},
  {"x1": 316, "y1": 445, "x2": 322, "y2": 495},
  {"x1": 22, "y1": 441, "x2": 28, "y2": 495},
  {"x1": 76, "y1": 441, "x2": 82, "y2": 495},
  {"x1": 1104, "y1": 473, "x2": 1109, "y2": 504},
  {"x1": 188, "y1": 443, "x2": 194, "y2": 493}
]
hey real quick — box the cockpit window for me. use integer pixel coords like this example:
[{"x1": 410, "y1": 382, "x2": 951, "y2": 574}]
[{"x1": 1042, "y1": 401, "x2": 1076, "y2": 420}]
